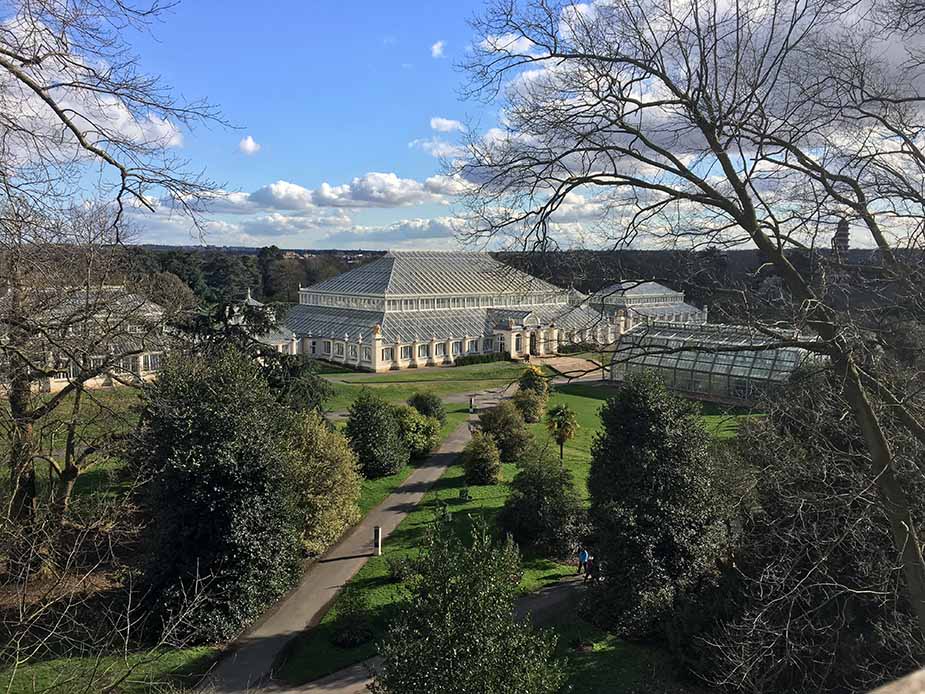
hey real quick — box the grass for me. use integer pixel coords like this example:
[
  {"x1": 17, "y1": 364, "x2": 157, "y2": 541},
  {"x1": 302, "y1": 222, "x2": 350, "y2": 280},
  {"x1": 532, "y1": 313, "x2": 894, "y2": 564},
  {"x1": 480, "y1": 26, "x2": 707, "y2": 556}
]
[
  {"x1": 356, "y1": 404, "x2": 471, "y2": 515},
  {"x1": 554, "y1": 618, "x2": 701, "y2": 694},
  {"x1": 276, "y1": 453, "x2": 577, "y2": 685},
  {"x1": 0, "y1": 646, "x2": 219, "y2": 694},
  {"x1": 323, "y1": 361, "x2": 527, "y2": 411},
  {"x1": 277, "y1": 380, "x2": 757, "y2": 686}
]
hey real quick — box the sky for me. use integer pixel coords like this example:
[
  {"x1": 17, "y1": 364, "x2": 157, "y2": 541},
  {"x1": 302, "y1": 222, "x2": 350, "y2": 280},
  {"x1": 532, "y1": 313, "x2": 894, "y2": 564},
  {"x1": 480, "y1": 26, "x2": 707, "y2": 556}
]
[{"x1": 130, "y1": 0, "x2": 491, "y2": 250}]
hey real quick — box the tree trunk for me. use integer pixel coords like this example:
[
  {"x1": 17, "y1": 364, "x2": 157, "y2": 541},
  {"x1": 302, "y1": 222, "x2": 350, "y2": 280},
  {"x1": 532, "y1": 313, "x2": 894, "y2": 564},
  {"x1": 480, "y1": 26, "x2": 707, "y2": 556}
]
[
  {"x1": 560, "y1": 440, "x2": 564, "y2": 461},
  {"x1": 840, "y1": 356, "x2": 925, "y2": 634}
]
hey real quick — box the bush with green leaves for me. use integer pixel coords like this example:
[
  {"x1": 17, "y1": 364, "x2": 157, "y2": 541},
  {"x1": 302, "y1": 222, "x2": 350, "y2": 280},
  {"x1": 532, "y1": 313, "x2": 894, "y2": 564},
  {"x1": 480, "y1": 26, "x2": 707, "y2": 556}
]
[
  {"x1": 461, "y1": 431, "x2": 503, "y2": 486},
  {"x1": 331, "y1": 585, "x2": 374, "y2": 649},
  {"x1": 135, "y1": 348, "x2": 303, "y2": 643},
  {"x1": 452, "y1": 352, "x2": 510, "y2": 366},
  {"x1": 518, "y1": 364, "x2": 549, "y2": 397},
  {"x1": 512, "y1": 388, "x2": 547, "y2": 423},
  {"x1": 291, "y1": 411, "x2": 362, "y2": 556},
  {"x1": 370, "y1": 517, "x2": 564, "y2": 694},
  {"x1": 345, "y1": 390, "x2": 410, "y2": 478},
  {"x1": 499, "y1": 446, "x2": 582, "y2": 558},
  {"x1": 588, "y1": 372, "x2": 726, "y2": 637},
  {"x1": 477, "y1": 401, "x2": 532, "y2": 464},
  {"x1": 672, "y1": 374, "x2": 925, "y2": 693},
  {"x1": 393, "y1": 404, "x2": 441, "y2": 460},
  {"x1": 407, "y1": 391, "x2": 446, "y2": 423}
]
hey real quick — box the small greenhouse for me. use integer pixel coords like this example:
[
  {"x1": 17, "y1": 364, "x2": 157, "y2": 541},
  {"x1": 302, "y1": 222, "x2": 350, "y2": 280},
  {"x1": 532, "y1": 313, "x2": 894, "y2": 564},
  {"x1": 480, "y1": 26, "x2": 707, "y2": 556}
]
[{"x1": 609, "y1": 322, "x2": 809, "y2": 404}]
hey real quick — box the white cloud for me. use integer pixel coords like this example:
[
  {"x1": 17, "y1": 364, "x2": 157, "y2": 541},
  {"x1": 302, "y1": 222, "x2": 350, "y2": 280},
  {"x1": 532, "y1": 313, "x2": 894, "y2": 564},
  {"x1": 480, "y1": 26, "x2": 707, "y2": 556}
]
[
  {"x1": 312, "y1": 172, "x2": 440, "y2": 207},
  {"x1": 431, "y1": 40, "x2": 445, "y2": 58},
  {"x1": 424, "y1": 174, "x2": 471, "y2": 196},
  {"x1": 478, "y1": 33, "x2": 538, "y2": 55},
  {"x1": 409, "y1": 137, "x2": 466, "y2": 159},
  {"x1": 250, "y1": 180, "x2": 315, "y2": 210},
  {"x1": 430, "y1": 117, "x2": 464, "y2": 133},
  {"x1": 238, "y1": 135, "x2": 261, "y2": 155},
  {"x1": 323, "y1": 216, "x2": 463, "y2": 248}
]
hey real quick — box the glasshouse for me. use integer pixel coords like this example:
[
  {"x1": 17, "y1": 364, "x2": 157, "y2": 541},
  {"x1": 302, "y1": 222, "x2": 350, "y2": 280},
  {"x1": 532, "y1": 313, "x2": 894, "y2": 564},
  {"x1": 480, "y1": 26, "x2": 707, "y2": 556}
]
[{"x1": 609, "y1": 321, "x2": 809, "y2": 404}]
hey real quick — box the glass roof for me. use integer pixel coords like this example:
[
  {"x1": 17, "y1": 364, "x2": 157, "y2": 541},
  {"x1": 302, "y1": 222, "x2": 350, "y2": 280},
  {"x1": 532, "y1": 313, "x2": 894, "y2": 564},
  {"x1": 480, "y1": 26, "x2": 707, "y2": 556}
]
[{"x1": 611, "y1": 322, "x2": 808, "y2": 384}]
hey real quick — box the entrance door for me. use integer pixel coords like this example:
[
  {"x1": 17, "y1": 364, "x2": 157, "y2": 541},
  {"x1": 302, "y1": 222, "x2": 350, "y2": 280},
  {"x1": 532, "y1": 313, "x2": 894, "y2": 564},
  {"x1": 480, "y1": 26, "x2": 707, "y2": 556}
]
[{"x1": 529, "y1": 332, "x2": 538, "y2": 356}]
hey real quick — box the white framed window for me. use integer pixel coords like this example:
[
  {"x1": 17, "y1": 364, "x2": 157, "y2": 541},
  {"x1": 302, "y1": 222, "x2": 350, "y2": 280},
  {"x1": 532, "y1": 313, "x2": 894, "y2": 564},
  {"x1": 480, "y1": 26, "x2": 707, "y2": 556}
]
[
  {"x1": 467, "y1": 339, "x2": 478, "y2": 353},
  {"x1": 143, "y1": 353, "x2": 162, "y2": 372},
  {"x1": 435, "y1": 343, "x2": 446, "y2": 356},
  {"x1": 452, "y1": 341, "x2": 463, "y2": 355},
  {"x1": 382, "y1": 347, "x2": 394, "y2": 361},
  {"x1": 349, "y1": 344, "x2": 358, "y2": 359},
  {"x1": 401, "y1": 345, "x2": 412, "y2": 360},
  {"x1": 335, "y1": 342, "x2": 345, "y2": 356},
  {"x1": 323, "y1": 341, "x2": 332, "y2": 354},
  {"x1": 483, "y1": 337, "x2": 494, "y2": 352},
  {"x1": 418, "y1": 344, "x2": 430, "y2": 358},
  {"x1": 362, "y1": 347, "x2": 371, "y2": 361}
]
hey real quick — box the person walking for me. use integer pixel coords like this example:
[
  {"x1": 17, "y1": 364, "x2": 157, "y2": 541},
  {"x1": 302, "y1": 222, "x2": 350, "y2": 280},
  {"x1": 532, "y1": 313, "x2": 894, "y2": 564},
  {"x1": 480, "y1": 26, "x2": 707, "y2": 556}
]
[
  {"x1": 577, "y1": 545, "x2": 589, "y2": 575},
  {"x1": 584, "y1": 555, "x2": 595, "y2": 584}
]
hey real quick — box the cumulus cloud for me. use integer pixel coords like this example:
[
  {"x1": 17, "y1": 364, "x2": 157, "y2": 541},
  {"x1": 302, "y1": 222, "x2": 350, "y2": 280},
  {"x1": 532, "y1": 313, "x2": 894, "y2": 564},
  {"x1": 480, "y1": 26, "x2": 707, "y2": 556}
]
[
  {"x1": 409, "y1": 137, "x2": 466, "y2": 159},
  {"x1": 311, "y1": 172, "x2": 441, "y2": 207},
  {"x1": 431, "y1": 40, "x2": 445, "y2": 58},
  {"x1": 238, "y1": 135, "x2": 261, "y2": 155},
  {"x1": 430, "y1": 117, "x2": 464, "y2": 133},
  {"x1": 323, "y1": 216, "x2": 462, "y2": 247}
]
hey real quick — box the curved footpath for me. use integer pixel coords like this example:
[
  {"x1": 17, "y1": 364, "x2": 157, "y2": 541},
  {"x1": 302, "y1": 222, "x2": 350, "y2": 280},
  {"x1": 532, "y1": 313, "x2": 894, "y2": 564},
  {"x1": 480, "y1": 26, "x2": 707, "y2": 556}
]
[{"x1": 200, "y1": 385, "x2": 513, "y2": 694}]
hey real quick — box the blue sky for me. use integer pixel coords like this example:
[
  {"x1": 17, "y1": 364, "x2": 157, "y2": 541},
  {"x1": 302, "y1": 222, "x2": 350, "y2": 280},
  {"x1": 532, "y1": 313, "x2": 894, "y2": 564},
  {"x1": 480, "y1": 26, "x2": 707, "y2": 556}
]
[{"x1": 132, "y1": 0, "x2": 492, "y2": 249}]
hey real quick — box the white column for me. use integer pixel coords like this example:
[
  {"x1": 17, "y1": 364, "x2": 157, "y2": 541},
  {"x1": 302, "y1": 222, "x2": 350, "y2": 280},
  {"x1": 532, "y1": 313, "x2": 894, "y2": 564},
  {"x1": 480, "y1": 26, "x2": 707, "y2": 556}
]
[{"x1": 429, "y1": 337, "x2": 437, "y2": 366}]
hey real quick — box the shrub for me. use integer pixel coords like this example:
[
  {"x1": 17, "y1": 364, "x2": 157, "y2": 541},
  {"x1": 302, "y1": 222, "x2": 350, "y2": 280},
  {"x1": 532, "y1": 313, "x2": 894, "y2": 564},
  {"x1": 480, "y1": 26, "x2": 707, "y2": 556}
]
[
  {"x1": 499, "y1": 447, "x2": 582, "y2": 558},
  {"x1": 345, "y1": 390, "x2": 410, "y2": 478},
  {"x1": 518, "y1": 364, "x2": 549, "y2": 397},
  {"x1": 588, "y1": 372, "x2": 726, "y2": 637},
  {"x1": 672, "y1": 374, "x2": 925, "y2": 693},
  {"x1": 407, "y1": 391, "x2": 446, "y2": 423},
  {"x1": 393, "y1": 404, "x2": 441, "y2": 460},
  {"x1": 556, "y1": 342, "x2": 595, "y2": 355},
  {"x1": 386, "y1": 555, "x2": 417, "y2": 584},
  {"x1": 370, "y1": 517, "x2": 564, "y2": 694},
  {"x1": 512, "y1": 388, "x2": 547, "y2": 423},
  {"x1": 453, "y1": 352, "x2": 510, "y2": 367},
  {"x1": 461, "y1": 432, "x2": 503, "y2": 486},
  {"x1": 331, "y1": 585, "x2": 374, "y2": 649},
  {"x1": 136, "y1": 349, "x2": 303, "y2": 643},
  {"x1": 291, "y1": 411, "x2": 362, "y2": 556},
  {"x1": 477, "y1": 401, "x2": 532, "y2": 464}
]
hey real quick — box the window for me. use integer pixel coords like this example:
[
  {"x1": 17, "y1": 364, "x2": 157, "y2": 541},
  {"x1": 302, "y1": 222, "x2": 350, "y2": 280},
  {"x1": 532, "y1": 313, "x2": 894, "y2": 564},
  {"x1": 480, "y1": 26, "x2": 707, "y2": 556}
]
[
  {"x1": 484, "y1": 337, "x2": 494, "y2": 352},
  {"x1": 401, "y1": 345, "x2": 412, "y2": 360},
  {"x1": 362, "y1": 347, "x2": 371, "y2": 362},
  {"x1": 322, "y1": 341, "x2": 332, "y2": 354},
  {"x1": 435, "y1": 343, "x2": 446, "y2": 357},
  {"x1": 452, "y1": 341, "x2": 463, "y2": 355},
  {"x1": 467, "y1": 339, "x2": 478, "y2": 353},
  {"x1": 382, "y1": 347, "x2": 394, "y2": 361},
  {"x1": 515, "y1": 335, "x2": 523, "y2": 353},
  {"x1": 335, "y1": 342, "x2": 345, "y2": 356},
  {"x1": 143, "y1": 353, "x2": 162, "y2": 372},
  {"x1": 349, "y1": 344, "x2": 358, "y2": 359},
  {"x1": 418, "y1": 344, "x2": 430, "y2": 358}
]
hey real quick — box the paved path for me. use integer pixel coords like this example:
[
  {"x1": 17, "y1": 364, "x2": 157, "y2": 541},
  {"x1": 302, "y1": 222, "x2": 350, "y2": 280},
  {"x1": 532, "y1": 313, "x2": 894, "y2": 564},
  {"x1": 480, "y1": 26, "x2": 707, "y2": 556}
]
[
  {"x1": 201, "y1": 421, "x2": 475, "y2": 693},
  {"x1": 265, "y1": 576, "x2": 585, "y2": 694},
  {"x1": 202, "y1": 384, "x2": 515, "y2": 693}
]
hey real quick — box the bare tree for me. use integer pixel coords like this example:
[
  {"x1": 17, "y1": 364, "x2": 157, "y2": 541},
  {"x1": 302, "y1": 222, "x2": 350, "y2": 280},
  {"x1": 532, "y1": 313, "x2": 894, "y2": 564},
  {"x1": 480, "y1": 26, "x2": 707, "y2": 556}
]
[{"x1": 460, "y1": 0, "x2": 925, "y2": 634}]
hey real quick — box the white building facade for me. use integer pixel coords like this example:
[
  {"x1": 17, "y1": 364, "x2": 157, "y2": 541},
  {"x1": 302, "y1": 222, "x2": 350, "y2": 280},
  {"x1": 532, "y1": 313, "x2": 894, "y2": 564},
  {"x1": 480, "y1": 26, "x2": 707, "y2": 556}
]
[{"x1": 284, "y1": 251, "x2": 621, "y2": 371}]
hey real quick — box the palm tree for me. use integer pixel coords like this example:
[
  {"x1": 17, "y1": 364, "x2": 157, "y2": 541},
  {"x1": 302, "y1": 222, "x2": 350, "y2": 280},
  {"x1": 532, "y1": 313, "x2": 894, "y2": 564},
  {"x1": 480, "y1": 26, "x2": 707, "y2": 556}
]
[{"x1": 546, "y1": 404, "x2": 579, "y2": 461}]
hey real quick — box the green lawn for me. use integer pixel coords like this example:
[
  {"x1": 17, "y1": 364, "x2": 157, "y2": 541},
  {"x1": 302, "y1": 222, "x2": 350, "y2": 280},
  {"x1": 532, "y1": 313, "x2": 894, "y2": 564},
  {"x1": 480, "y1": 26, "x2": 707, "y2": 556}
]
[
  {"x1": 277, "y1": 380, "x2": 756, "y2": 686},
  {"x1": 0, "y1": 646, "x2": 219, "y2": 694},
  {"x1": 554, "y1": 618, "x2": 701, "y2": 694},
  {"x1": 324, "y1": 361, "x2": 527, "y2": 411}
]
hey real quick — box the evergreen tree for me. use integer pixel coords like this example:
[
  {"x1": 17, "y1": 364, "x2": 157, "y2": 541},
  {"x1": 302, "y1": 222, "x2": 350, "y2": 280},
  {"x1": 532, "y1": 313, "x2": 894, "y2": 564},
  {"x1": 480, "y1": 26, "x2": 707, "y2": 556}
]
[
  {"x1": 371, "y1": 518, "x2": 564, "y2": 694},
  {"x1": 588, "y1": 373, "x2": 725, "y2": 635},
  {"x1": 135, "y1": 349, "x2": 303, "y2": 642},
  {"x1": 345, "y1": 390, "x2": 410, "y2": 478}
]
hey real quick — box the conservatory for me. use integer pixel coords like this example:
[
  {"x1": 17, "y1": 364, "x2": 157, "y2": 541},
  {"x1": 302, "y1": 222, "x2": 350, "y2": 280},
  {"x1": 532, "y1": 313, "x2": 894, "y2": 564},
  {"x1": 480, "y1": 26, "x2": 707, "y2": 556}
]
[{"x1": 609, "y1": 321, "x2": 809, "y2": 404}]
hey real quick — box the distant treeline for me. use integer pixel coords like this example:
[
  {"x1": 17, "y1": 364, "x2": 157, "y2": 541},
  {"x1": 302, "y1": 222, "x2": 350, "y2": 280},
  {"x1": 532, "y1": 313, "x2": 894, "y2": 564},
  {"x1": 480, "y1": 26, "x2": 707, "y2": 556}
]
[{"x1": 129, "y1": 246, "x2": 383, "y2": 304}]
